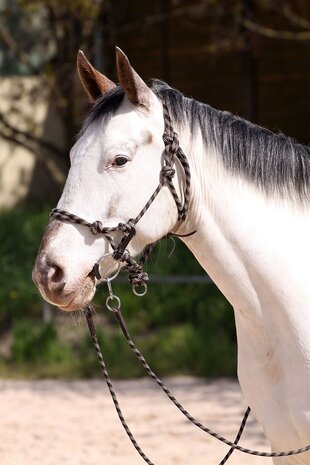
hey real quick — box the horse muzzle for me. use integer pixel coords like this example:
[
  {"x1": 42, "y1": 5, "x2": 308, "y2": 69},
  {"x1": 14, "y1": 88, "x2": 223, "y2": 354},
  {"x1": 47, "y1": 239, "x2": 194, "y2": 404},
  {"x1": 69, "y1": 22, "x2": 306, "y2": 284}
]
[{"x1": 32, "y1": 253, "x2": 96, "y2": 312}]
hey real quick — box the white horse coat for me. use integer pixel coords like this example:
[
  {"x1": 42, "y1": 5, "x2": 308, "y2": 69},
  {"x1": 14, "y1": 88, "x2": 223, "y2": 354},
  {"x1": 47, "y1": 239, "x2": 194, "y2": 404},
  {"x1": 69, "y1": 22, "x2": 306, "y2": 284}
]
[{"x1": 33, "y1": 49, "x2": 310, "y2": 464}]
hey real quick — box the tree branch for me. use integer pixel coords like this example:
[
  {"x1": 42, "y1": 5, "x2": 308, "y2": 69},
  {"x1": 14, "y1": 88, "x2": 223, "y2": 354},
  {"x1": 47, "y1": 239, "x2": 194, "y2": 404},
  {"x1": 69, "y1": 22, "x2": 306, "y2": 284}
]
[
  {"x1": 0, "y1": 29, "x2": 40, "y2": 75},
  {"x1": 0, "y1": 115, "x2": 65, "y2": 185},
  {"x1": 116, "y1": 0, "x2": 212, "y2": 34},
  {"x1": 115, "y1": 0, "x2": 310, "y2": 43},
  {"x1": 0, "y1": 113, "x2": 64, "y2": 158},
  {"x1": 0, "y1": 27, "x2": 65, "y2": 107},
  {"x1": 282, "y1": 3, "x2": 310, "y2": 30},
  {"x1": 260, "y1": 0, "x2": 310, "y2": 30},
  {"x1": 242, "y1": 18, "x2": 310, "y2": 40}
]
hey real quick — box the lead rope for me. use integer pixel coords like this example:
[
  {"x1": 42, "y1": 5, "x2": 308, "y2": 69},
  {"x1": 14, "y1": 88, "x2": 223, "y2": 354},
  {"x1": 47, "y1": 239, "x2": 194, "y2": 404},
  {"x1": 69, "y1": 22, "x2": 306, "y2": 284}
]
[
  {"x1": 84, "y1": 304, "x2": 310, "y2": 462},
  {"x1": 84, "y1": 306, "x2": 246, "y2": 465}
]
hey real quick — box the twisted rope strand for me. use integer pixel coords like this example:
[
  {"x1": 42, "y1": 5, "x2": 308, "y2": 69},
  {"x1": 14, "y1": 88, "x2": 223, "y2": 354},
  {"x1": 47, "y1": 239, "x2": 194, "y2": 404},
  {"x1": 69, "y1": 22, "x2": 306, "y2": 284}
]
[
  {"x1": 50, "y1": 208, "x2": 117, "y2": 250},
  {"x1": 219, "y1": 407, "x2": 251, "y2": 465},
  {"x1": 105, "y1": 307, "x2": 310, "y2": 459},
  {"x1": 84, "y1": 307, "x2": 156, "y2": 465}
]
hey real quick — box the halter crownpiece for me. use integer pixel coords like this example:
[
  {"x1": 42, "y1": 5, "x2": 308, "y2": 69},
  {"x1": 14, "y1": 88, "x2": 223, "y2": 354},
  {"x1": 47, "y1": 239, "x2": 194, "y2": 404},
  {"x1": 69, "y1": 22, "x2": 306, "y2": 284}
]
[{"x1": 50, "y1": 100, "x2": 192, "y2": 288}]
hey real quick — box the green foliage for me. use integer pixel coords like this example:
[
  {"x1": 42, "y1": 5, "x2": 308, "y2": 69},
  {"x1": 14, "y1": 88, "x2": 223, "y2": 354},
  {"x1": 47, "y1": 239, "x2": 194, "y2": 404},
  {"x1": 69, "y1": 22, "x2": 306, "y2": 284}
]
[
  {"x1": 12, "y1": 319, "x2": 70, "y2": 363},
  {"x1": 102, "y1": 281, "x2": 237, "y2": 378},
  {"x1": 0, "y1": 206, "x2": 49, "y2": 326},
  {"x1": 0, "y1": 206, "x2": 237, "y2": 379}
]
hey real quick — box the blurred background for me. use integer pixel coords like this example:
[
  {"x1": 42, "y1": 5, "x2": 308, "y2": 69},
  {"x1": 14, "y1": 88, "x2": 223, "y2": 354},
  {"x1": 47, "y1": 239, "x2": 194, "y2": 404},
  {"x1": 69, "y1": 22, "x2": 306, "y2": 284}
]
[{"x1": 0, "y1": 0, "x2": 309, "y2": 379}]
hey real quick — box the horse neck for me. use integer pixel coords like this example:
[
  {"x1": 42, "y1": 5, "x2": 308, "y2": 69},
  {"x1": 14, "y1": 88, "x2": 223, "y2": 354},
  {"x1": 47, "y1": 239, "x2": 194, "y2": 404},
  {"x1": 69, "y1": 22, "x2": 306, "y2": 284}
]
[
  {"x1": 175, "y1": 120, "x2": 310, "y2": 454},
  {"x1": 176, "y1": 121, "x2": 310, "y2": 323}
]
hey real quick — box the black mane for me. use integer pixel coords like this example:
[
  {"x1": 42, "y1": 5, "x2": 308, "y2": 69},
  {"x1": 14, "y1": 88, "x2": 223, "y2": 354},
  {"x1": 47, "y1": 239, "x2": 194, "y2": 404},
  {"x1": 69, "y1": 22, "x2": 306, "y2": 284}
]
[{"x1": 83, "y1": 79, "x2": 310, "y2": 201}]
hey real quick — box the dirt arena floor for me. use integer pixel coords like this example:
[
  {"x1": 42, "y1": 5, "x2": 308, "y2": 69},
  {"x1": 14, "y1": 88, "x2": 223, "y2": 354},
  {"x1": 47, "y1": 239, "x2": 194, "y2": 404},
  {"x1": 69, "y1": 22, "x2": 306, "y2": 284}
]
[{"x1": 0, "y1": 377, "x2": 271, "y2": 465}]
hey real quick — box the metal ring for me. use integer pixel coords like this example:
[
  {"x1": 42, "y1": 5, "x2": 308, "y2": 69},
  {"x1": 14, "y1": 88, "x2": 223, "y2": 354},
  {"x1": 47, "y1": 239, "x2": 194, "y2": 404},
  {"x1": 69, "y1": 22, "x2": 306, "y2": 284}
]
[
  {"x1": 132, "y1": 283, "x2": 148, "y2": 297},
  {"x1": 97, "y1": 255, "x2": 121, "y2": 282},
  {"x1": 106, "y1": 294, "x2": 121, "y2": 311}
]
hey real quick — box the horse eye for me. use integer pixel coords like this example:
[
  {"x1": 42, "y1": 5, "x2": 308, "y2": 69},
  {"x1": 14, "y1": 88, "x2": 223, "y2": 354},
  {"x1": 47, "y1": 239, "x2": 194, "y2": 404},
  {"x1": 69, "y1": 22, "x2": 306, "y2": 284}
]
[{"x1": 113, "y1": 156, "x2": 129, "y2": 167}]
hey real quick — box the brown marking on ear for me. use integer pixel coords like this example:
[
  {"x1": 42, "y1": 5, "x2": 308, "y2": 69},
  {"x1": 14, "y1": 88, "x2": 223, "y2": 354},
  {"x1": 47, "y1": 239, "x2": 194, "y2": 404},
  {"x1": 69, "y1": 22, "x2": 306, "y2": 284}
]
[
  {"x1": 77, "y1": 50, "x2": 116, "y2": 102},
  {"x1": 115, "y1": 47, "x2": 152, "y2": 110}
]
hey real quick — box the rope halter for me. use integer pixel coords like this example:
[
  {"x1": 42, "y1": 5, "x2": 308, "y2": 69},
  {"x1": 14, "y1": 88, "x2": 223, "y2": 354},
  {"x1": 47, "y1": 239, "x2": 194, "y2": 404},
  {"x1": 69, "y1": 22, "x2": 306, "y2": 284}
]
[{"x1": 50, "y1": 100, "x2": 192, "y2": 292}]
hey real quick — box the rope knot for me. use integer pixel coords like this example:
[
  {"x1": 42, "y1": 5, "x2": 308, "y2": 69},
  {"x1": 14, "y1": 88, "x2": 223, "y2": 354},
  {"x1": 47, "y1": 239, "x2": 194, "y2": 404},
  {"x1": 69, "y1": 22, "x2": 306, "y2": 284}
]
[
  {"x1": 129, "y1": 269, "x2": 149, "y2": 287},
  {"x1": 163, "y1": 131, "x2": 179, "y2": 154},
  {"x1": 117, "y1": 219, "x2": 136, "y2": 234},
  {"x1": 122, "y1": 255, "x2": 149, "y2": 287},
  {"x1": 161, "y1": 165, "x2": 176, "y2": 182},
  {"x1": 90, "y1": 220, "x2": 103, "y2": 235}
]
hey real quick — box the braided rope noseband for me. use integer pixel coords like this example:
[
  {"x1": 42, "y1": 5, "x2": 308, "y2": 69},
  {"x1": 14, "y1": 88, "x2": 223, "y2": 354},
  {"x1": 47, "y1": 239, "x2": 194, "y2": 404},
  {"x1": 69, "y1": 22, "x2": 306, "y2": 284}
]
[{"x1": 50, "y1": 101, "x2": 191, "y2": 290}]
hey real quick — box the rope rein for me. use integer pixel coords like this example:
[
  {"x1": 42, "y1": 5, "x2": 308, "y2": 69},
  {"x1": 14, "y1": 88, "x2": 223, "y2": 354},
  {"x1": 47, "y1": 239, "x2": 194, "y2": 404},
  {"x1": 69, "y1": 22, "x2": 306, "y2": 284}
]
[
  {"x1": 85, "y1": 305, "x2": 250, "y2": 465},
  {"x1": 84, "y1": 301, "x2": 310, "y2": 462},
  {"x1": 51, "y1": 99, "x2": 310, "y2": 463}
]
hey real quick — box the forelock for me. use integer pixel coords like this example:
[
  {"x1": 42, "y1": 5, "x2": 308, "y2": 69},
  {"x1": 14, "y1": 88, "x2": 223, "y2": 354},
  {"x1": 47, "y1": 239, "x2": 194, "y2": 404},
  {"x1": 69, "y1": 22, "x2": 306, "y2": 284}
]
[{"x1": 79, "y1": 86, "x2": 125, "y2": 137}]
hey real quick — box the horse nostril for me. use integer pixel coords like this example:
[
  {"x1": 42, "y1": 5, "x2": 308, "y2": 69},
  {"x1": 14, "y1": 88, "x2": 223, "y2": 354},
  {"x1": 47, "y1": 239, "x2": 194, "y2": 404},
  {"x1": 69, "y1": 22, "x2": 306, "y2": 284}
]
[
  {"x1": 46, "y1": 262, "x2": 66, "y2": 291},
  {"x1": 50, "y1": 264, "x2": 64, "y2": 283},
  {"x1": 33, "y1": 253, "x2": 67, "y2": 295}
]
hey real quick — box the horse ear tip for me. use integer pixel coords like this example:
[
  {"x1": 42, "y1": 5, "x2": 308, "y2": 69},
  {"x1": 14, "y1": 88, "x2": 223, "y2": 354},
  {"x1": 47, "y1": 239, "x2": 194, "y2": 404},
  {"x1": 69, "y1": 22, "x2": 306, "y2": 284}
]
[
  {"x1": 77, "y1": 50, "x2": 86, "y2": 64},
  {"x1": 115, "y1": 46, "x2": 127, "y2": 60}
]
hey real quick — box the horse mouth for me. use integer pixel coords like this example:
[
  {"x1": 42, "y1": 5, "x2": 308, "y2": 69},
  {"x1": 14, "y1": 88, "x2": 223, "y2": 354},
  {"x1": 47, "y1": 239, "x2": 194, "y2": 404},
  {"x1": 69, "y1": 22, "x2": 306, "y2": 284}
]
[
  {"x1": 59, "y1": 293, "x2": 95, "y2": 312},
  {"x1": 40, "y1": 275, "x2": 96, "y2": 312},
  {"x1": 57, "y1": 260, "x2": 119, "y2": 311}
]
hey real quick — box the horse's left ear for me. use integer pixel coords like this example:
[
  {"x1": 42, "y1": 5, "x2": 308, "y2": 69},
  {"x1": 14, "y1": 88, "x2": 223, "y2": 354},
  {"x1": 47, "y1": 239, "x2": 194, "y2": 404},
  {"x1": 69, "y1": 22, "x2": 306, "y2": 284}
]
[
  {"x1": 77, "y1": 50, "x2": 116, "y2": 101},
  {"x1": 116, "y1": 47, "x2": 153, "y2": 111}
]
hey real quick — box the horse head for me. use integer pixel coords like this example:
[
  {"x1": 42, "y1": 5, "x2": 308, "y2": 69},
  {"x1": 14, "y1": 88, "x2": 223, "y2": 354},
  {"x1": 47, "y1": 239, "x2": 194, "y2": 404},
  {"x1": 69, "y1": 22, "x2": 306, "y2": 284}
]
[{"x1": 32, "y1": 48, "x2": 184, "y2": 311}]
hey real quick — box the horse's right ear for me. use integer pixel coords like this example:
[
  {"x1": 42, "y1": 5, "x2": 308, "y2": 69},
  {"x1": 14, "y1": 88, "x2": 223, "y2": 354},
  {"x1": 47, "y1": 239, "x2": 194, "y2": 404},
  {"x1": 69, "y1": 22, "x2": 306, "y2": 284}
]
[
  {"x1": 116, "y1": 47, "x2": 153, "y2": 111},
  {"x1": 77, "y1": 50, "x2": 116, "y2": 101}
]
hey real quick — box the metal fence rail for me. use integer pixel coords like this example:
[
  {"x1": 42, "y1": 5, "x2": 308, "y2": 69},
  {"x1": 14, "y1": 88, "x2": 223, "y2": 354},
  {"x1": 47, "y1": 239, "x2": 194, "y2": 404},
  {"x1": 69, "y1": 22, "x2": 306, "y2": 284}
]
[{"x1": 115, "y1": 275, "x2": 213, "y2": 284}]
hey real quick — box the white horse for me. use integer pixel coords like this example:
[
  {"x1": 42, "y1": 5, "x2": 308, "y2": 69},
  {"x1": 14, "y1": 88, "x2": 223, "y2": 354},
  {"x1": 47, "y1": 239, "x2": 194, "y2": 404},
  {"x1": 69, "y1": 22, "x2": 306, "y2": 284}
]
[{"x1": 33, "y1": 48, "x2": 310, "y2": 464}]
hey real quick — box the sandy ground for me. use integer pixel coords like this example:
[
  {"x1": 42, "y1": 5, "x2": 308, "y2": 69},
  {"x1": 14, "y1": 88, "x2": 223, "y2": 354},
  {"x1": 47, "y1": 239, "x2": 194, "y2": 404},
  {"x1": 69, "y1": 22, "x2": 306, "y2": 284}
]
[{"x1": 0, "y1": 377, "x2": 271, "y2": 465}]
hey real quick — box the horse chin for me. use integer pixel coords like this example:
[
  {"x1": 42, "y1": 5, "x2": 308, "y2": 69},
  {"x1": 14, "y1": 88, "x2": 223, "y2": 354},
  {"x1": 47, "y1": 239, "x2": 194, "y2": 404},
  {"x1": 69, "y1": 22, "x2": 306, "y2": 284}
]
[
  {"x1": 59, "y1": 291, "x2": 96, "y2": 312},
  {"x1": 44, "y1": 276, "x2": 96, "y2": 313}
]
